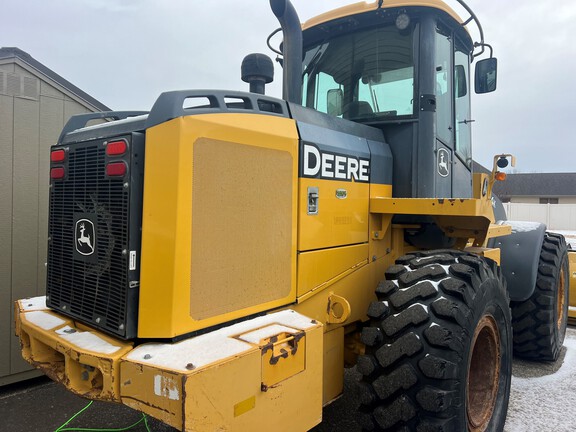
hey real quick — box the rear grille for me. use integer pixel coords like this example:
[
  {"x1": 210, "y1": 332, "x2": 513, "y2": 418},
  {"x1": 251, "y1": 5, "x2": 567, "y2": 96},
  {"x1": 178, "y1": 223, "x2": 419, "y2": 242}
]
[{"x1": 46, "y1": 139, "x2": 136, "y2": 338}]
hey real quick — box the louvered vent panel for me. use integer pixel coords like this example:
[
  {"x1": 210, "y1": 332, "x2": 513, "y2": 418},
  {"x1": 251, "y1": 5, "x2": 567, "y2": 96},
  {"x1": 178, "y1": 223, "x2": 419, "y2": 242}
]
[{"x1": 46, "y1": 141, "x2": 131, "y2": 337}]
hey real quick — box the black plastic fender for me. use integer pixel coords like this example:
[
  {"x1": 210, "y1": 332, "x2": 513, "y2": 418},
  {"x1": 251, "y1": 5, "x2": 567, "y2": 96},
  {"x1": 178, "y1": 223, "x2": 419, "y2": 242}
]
[
  {"x1": 488, "y1": 221, "x2": 547, "y2": 302},
  {"x1": 491, "y1": 193, "x2": 507, "y2": 222}
]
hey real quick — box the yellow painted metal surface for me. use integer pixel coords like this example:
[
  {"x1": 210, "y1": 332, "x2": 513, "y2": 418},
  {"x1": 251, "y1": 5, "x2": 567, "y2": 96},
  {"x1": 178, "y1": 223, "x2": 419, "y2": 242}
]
[
  {"x1": 486, "y1": 223, "x2": 512, "y2": 239},
  {"x1": 369, "y1": 184, "x2": 394, "y2": 266},
  {"x1": 14, "y1": 297, "x2": 133, "y2": 401},
  {"x1": 464, "y1": 247, "x2": 501, "y2": 265},
  {"x1": 302, "y1": 0, "x2": 465, "y2": 31},
  {"x1": 298, "y1": 177, "x2": 369, "y2": 251},
  {"x1": 260, "y1": 332, "x2": 306, "y2": 388},
  {"x1": 17, "y1": 302, "x2": 324, "y2": 431},
  {"x1": 370, "y1": 196, "x2": 496, "y2": 246},
  {"x1": 138, "y1": 114, "x2": 299, "y2": 338},
  {"x1": 297, "y1": 243, "x2": 369, "y2": 297},
  {"x1": 120, "y1": 311, "x2": 324, "y2": 432},
  {"x1": 569, "y1": 251, "x2": 576, "y2": 321},
  {"x1": 472, "y1": 173, "x2": 490, "y2": 199},
  {"x1": 370, "y1": 197, "x2": 495, "y2": 220},
  {"x1": 326, "y1": 294, "x2": 352, "y2": 325},
  {"x1": 121, "y1": 363, "x2": 184, "y2": 429},
  {"x1": 322, "y1": 327, "x2": 344, "y2": 406},
  {"x1": 370, "y1": 184, "x2": 393, "y2": 200},
  {"x1": 294, "y1": 264, "x2": 381, "y2": 331}
]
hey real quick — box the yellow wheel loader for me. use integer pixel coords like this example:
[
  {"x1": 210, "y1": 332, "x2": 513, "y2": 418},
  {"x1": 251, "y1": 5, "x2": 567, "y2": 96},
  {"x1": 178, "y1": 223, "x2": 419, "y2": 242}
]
[{"x1": 14, "y1": 0, "x2": 576, "y2": 431}]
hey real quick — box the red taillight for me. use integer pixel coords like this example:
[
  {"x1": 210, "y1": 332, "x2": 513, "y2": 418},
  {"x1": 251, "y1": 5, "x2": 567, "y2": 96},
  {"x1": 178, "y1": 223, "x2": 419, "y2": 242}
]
[
  {"x1": 106, "y1": 162, "x2": 127, "y2": 177},
  {"x1": 51, "y1": 149, "x2": 66, "y2": 162},
  {"x1": 106, "y1": 140, "x2": 127, "y2": 156},
  {"x1": 50, "y1": 167, "x2": 65, "y2": 179}
]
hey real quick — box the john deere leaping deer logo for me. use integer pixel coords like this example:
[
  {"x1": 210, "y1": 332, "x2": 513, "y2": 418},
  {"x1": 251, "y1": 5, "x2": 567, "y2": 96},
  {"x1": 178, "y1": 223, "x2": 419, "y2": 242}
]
[
  {"x1": 75, "y1": 219, "x2": 95, "y2": 256},
  {"x1": 437, "y1": 148, "x2": 450, "y2": 178}
]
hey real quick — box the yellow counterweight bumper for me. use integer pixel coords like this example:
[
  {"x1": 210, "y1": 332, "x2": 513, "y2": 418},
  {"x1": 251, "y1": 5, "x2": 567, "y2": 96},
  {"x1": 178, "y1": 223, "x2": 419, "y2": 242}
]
[
  {"x1": 15, "y1": 297, "x2": 133, "y2": 401},
  {"x1": 15, "y1": 297, "x2": 324, "y2": 432}
]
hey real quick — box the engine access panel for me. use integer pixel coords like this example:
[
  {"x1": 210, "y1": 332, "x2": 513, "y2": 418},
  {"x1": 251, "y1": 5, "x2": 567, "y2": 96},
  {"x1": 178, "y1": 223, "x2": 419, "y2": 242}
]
[{"x1": 289, "y1": 105, "x2": 392, "y2": 252}]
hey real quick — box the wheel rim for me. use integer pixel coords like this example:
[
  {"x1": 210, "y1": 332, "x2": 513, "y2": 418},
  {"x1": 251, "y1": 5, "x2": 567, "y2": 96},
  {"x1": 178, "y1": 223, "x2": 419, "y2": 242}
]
[
  {"x1": 467, "y1": 315, "x2": 501, "y2": 432},
  {"x1": 557, "y1": 266, "x2": 567, "y2": 330}
]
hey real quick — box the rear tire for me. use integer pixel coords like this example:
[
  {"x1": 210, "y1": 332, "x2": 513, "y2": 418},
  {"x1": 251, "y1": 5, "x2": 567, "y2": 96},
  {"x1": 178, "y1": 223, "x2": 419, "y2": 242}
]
[
  {"x1": 356, "y1": 250, "x2": 512, "y2": 431},
  {"x1": 511, "y1": 232, "x2": 569, "y2": 361}
]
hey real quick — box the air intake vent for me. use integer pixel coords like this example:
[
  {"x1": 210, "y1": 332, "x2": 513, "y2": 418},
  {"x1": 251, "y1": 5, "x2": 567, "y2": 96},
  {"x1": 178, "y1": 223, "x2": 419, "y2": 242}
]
[{"x1": 0, "y1": 72, "x2": 39, "y2": 99}]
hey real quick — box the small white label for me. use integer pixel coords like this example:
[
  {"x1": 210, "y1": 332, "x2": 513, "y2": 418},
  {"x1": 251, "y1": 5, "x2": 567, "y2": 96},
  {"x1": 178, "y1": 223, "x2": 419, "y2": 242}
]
[
  {"x1": 129, "y1": 251, "x2": 137, "y2": 271},
  {"x1": 154, "y1": 375, "x2": 180, "y2": 401}
]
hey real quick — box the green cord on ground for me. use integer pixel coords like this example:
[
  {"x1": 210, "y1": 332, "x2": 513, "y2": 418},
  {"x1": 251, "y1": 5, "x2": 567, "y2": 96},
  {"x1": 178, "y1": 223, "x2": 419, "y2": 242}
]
[
  {"x1": 55, "y1": 401, "x2": 94, "y2": 432},
  {"x1": 54, "y1": 400, "x2": 151, "y2": 432}
]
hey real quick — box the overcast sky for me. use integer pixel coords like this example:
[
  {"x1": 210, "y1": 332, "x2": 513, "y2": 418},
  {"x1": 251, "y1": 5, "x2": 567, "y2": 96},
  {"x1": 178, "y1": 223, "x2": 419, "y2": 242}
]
[{"x1": 3, "y1": 0, "x2": 575, "y2": 173}]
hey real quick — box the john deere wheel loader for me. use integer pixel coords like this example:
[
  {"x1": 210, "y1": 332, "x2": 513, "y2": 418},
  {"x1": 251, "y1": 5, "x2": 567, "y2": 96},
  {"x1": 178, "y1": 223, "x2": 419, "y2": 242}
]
[{"x1": 14, "y1": 0, "x2": 576, "y2": 431}]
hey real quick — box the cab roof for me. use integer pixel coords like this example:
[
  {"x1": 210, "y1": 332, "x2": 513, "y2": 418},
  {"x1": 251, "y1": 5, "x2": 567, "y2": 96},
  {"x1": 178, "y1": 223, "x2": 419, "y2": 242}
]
[{"x1": 302, "y1": 0, "x2": 465, "y2": 30}]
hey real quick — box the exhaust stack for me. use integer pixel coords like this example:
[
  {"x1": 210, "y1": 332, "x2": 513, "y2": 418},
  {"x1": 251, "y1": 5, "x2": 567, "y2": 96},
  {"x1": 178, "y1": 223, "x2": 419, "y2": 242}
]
[{"x1": 270, "y1": 0, "x2": 303, "y2": 105}]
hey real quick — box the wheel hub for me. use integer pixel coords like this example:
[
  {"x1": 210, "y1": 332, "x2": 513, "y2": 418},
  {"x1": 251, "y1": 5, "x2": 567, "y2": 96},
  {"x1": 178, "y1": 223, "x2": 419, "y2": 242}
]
[
  {"x1": 467, "y1": 315, "x2": 501, "y2": 432},
  {"x1": 557, "y1": 266, "x2": 567, "y2": 330}
]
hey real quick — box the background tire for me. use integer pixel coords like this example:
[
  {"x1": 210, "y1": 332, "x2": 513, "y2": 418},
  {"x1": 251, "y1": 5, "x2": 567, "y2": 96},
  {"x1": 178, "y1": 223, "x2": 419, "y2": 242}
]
[
  {"x1": 356, "y1": 250, "x2": 512, "y2": 431},
  {"x1": 511, "y1": 232, "x2": 569, "y2": 361}
]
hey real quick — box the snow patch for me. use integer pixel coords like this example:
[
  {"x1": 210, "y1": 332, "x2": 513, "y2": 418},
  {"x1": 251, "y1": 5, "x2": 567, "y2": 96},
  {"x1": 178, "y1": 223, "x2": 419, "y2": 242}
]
[
  {"x1": 412, "y1": 278, "x2": 450, "y2": 292},
  {"x1": 126, "y1": 310, "x2": 317, "y2": 372},
  {"x1": 20, "y1": 296, "x2": 47, "y2": 312},
  {"x1": 551, "y1": 230, "x2": 576, "y2": 249},
  {"x1": 507, "y1": 221, "x2": 542, "y2": 234},
  {"x1": 413, "y1": 256, "x2": 436, "y2": 264},
  {"x1": 24, "y1": 311, "x2": 65, "y2": 330},
  {"x1": 238, "y1": 324, "x2": 300, "y2": 344},
  {"x1": 59, "y1": 331, "x2": 121, "y2": 355},
  {"x1": 412, "y1": 303, "x2": 428, "y2": 313},
  {"x1": 391, "y1": 303, "x2": 428, "y2": 318}
]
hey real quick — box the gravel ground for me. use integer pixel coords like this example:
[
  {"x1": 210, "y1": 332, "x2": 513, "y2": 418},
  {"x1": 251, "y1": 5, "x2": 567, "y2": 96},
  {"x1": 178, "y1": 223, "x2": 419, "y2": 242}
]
[
  {"x1": 2, "y1": 328, "x2": 576, "y2": 431},
  {"x1": 315, "y1": 327, "x2": 576, "y2": 432}
]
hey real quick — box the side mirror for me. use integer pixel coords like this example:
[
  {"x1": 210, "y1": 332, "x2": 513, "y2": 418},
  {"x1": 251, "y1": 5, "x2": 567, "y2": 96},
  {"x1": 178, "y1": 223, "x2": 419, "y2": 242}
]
[
  {"x1": 475, "y1": 58, "x2": 497, "y2": 94},
  {"x1": 327, "y1": 89, "x2": 343, "y2": 117}
]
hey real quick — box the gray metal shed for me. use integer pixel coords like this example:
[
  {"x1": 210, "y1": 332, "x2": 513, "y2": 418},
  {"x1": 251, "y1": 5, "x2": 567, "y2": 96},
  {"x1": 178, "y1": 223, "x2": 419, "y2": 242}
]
[{"x1": 0, "y1": 47, "x2": 110, "y2": 385}]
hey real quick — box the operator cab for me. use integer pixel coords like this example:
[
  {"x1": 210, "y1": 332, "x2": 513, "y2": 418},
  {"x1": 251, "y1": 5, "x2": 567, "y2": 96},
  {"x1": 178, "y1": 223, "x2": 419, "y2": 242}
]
[{"x1": 299, "y1": 2, "x2": 496, "y2": 199}]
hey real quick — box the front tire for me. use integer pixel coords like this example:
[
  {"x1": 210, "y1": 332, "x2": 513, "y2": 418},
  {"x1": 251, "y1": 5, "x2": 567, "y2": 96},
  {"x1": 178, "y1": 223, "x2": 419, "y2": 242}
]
[
  {"x1": 356, "y1": 250, "x2": 512, "y2": 431},
  {"x1": 511, "y1": 232, "x2": 569, "y2": 361}
]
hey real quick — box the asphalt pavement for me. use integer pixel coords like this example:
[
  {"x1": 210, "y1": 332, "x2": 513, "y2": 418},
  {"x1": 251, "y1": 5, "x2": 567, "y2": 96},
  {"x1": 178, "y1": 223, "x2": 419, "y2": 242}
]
[{"x1": 2, "y1": 327, "x2": 576, "y2": 432}]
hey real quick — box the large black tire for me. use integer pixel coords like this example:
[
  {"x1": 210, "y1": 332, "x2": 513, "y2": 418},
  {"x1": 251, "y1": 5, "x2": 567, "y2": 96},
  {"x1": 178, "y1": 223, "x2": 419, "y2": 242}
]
[
  {"x1": 511, "y1": 232, "x2": 569, "y2": 361},
  {"x1": 356, "y1": 250, "x2": 512, "y2": 432}
]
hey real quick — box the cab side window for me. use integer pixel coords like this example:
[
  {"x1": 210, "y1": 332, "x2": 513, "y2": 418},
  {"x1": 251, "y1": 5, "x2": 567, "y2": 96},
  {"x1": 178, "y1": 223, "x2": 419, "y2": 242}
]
[
  {"x1": 435, "y1": 29, "x2": 452, "y2": 145},
  {"x1": 454, "y1": 46, "x2": 472, "y2": 167}
]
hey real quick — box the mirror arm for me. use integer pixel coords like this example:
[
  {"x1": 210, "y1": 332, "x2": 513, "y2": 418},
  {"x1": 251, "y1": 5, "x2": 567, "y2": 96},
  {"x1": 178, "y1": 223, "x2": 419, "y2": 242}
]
[
  {"x1": 453, "y1": 0, "x2": 486, "y2": 58},
  {"x1": 474, "y1": 42, "x2": 494, "y2": 59}
]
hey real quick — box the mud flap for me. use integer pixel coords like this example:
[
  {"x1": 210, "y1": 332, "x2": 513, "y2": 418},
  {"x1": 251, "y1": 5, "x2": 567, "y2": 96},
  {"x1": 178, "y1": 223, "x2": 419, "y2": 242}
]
[{"x1": 488, "y1": 221, "x2": 546, "y2": 301}]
